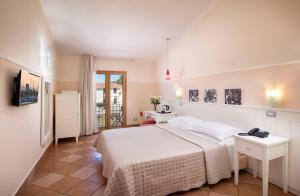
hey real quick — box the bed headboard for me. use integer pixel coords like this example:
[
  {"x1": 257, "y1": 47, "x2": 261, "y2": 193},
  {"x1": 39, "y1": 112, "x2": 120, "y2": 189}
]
[{"x1": 168, "y1": 100, "x2": 300, "y2": 195}]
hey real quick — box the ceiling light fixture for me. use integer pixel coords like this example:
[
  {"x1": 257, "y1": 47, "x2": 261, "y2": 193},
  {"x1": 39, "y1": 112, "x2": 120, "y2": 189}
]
[{"x1": 165, "y1": 37, "x2": 171, "y2": 80}]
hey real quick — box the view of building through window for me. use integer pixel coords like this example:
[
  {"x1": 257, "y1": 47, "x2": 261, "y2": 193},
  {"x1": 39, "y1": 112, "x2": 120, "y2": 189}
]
[{"x1": 96, "y1": 73, "x2": 124, "y2": 129}]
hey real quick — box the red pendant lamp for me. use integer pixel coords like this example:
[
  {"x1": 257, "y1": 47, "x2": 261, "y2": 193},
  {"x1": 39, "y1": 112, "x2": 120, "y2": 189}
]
[
  {"x1": 166, "y1": 69, "x2": 171, "y2": 80},
  {"x1": 165, "y1": 38, "x2": 171, "y2": 80}
]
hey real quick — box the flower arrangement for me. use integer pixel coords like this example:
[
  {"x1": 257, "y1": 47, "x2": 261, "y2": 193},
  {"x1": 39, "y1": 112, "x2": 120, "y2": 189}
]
[{"x1": 150, "y1": 96, "x2": 161, "y2": 111}]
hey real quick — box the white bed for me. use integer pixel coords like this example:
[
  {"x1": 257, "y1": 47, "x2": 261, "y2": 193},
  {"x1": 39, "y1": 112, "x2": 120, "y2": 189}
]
[
  {"x1": 187, "y1": 131, "x2": 235, "y2": 169},
  {"x1": 94, "y1": 119, "x2": 240, "y2": 196}
]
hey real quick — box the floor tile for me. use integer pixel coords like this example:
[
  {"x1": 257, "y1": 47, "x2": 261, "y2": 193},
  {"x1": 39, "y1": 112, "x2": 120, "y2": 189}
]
[
  {"x1": 209, "y1": 192, "x2": 231, "y2": 196},
  {"x1": 72, "y1": 156, "x2": 97, "y2": 166},
  {"x1": 47, "y1": 176, "x2": 82, "y2": 194},
  {"x1": 51, "y1": 163, "x2": 83, "y2": 176},
  {"x1": 83, "y1": 139, "x2": 96, "y2": 144},
  {"x1": 62, "y1": 147, "x2": 84, "y2": 153},
  {"x1": 70, "y1": 167, "x2": 98, "y2": 179},
  {"x1": 171, "y1": 185, "x2": 209, "y2": 196},
  {"x1": 44, "y1": 151, "x2": 70, "y2": 160},
  {"x1": 75, "y1": 148, "x2": 101, "y2": 159},
  {"x1": 91, "y1": 187, "x2": 105, "y2": 196},
  {"x1": 239, "y1": 170, "x2": 262, "y2": 185},
  {"x1": 78, "y1": 142, "x2": 94, "y2": 148},
  {"x1": 268, "y1": 183, "x2": 295, "y2": 196},
  {"x1": 75, "y1": 148, "x2": 95, "y2": 154},
  {"x1": 63, "y1": 141, "x2": 85, "y2": 147},
  {"x1": 39, "y1": 160, "x2": 68, "y2": 172},
  {"x1": 32, "y1": 173, "x2": 65, "y2": 188},
  {"x1": 209, "y1": 178, "x2": 238, "y2": 196},
  {"x1": 30, "y1": 169, "x2": 51, "y2": 182},
  {"x1": 183, "y1": 189, "x2": 209, "y2": 196},
  {"x1": 87, "y1": 172, "x2": 107, "y2": 185},
  {"x1": 238, "y1": 182, "x2": 262, "y2": 196},
  {"x1": 86, "y1": 159, "x2": 103, "y2": 169},
  {"x1": 58, "y1": 154, "x2": 83, "y2": 163},
  {"x1": 18, "y1": 184, "x2": 44, "y2": 196},
  {"x1": 67, "y1": 181, "x2": 103, "y2": 196},
  {"x1": 32, "y1": 189, "x2": 63, "y2": 196}
]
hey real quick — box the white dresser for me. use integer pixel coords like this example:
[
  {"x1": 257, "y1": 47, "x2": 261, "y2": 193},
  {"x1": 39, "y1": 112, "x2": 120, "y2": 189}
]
[{"x1": 55, "y1": 92, "x2": 81, "y2": 145}]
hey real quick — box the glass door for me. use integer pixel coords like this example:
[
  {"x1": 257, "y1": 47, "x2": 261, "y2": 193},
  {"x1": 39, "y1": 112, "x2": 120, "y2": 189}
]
[
  {"x1": 96, "y1": 73, "x2": 107, "y2": 129},
  {"x1": 109, "y1": 74, "x2": 125, "y2": 128},
  {"x1": 96, "y1": 71, "x2": 127, "y2": 130}
]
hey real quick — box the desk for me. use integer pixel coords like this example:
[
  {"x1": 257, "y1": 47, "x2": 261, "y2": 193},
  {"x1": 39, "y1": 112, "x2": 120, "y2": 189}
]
[{"x1": 144, "y1": 111, "x2": 176, "y2": 123}]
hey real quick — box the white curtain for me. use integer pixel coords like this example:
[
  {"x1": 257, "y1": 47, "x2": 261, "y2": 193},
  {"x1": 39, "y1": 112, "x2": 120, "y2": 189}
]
[{"x1": 79, "y1": 54, "x2": 97, "y2": 135}]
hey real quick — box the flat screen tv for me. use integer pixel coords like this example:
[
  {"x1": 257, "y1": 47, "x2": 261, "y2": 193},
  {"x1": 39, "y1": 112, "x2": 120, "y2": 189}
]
[{"x1": 12, "y1": 70, "x2": 40, "y2": 106}]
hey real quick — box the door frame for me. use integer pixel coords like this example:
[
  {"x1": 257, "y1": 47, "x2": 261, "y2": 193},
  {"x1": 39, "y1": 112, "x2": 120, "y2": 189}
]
[
  {"x1": 96, "y1": 70, "x2": 127, "y2": 129},
  {"x1": 41, "y1": 78, "x2": 52, "y2": 147}
]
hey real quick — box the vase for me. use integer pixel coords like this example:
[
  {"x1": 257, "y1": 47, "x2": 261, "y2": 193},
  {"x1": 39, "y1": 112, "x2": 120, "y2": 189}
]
[{"x1": 153, "y1": 104, "x2": 157, "y2": 111}]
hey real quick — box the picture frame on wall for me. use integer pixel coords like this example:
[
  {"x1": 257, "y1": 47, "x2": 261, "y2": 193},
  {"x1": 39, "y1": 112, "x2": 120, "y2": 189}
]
[
  {"x1": 189, "y1": 89, "x2": 199, "y2": 102},
  {"x1": 225, "y1": 88, "x2": 241, "y2": 105},
  {"x1": 204, "y1": 89, "x2": 217, "y2": 103}
]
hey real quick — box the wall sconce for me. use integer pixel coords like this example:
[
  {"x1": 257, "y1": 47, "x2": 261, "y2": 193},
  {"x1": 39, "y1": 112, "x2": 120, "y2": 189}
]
[
  {"x1": 176, "y1": 89, "x2": 183, "y2": 99},
  {"x1": 176, "y1": 89, "x2": 183, "y2": 105},
  {"x1": 266, "y1": 88, "x2": 282, "y2": 107}
]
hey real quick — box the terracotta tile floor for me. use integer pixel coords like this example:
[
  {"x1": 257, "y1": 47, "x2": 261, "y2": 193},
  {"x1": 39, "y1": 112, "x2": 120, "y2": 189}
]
[{"x1": 20, "y1": 134, "x2": 295, "y2": 196}]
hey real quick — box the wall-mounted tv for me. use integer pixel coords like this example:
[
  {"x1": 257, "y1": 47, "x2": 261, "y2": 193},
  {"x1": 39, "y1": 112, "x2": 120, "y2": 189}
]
[{"x1": 12, "y1": 70, "x2": 40, "y2": 106}]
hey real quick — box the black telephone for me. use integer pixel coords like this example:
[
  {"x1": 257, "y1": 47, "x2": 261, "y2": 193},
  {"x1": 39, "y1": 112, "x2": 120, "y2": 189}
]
[{"x1": 238, "y1": 128, "x2": 269, "y2": 138}]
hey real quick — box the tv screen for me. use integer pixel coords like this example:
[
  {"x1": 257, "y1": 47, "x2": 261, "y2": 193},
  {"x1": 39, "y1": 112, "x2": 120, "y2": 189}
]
[{"x1": 12, "y1": 70, "x2": 40, "y2": 106}]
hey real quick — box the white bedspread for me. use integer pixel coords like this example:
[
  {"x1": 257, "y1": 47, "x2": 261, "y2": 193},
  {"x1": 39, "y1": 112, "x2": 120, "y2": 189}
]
[{"x1": 94, "y1": 124, "x2": 231, "y2": 196}]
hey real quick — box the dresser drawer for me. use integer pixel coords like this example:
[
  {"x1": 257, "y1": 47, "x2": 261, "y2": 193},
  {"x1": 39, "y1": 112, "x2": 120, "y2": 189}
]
[
  {"x1": 238, "y1": 139, "x2": 263, "y2": 160},
  {"x1": 56, "y1": 95, "x2": 78, "y2": 102}
]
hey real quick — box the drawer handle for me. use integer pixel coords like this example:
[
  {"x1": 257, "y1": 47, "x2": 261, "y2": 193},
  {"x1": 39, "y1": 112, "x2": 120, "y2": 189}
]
[{"x1": 246, "y1": 147, "x2": 251, "y2": 150}]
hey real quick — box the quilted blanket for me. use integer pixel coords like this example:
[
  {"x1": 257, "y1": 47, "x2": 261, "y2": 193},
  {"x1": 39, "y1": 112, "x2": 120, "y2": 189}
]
[{"x1": 94, "y1": 124, "x2": 231, "y2": 196}]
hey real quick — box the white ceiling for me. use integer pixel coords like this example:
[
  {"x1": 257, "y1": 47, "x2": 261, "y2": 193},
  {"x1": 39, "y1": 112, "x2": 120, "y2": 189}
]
[{"x1": 41, "y1": 0, "x2": 214, "y2": 61}]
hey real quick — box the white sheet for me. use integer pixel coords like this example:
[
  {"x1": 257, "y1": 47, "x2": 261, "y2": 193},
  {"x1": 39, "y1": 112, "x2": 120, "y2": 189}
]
[{"x1": 187, "y1": 131, "x2": 235, "y2": 170}]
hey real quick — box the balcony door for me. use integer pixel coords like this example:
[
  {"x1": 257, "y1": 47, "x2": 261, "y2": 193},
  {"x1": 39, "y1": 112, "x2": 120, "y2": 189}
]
[{"x1": 96, "y1": 71, "x2": 127, "y2": 130}]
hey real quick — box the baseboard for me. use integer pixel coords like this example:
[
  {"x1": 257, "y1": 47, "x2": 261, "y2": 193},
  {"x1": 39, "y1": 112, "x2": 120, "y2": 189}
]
[
  {"x1": 244, "y1": 168, "x2": 300, "y2": 196},
  {"x1": 15, "y1": 139, "x2": 54, "y2": 196}
]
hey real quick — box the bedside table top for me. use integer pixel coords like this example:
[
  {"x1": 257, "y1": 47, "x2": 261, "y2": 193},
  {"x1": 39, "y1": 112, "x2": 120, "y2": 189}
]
[
  {"x1": 234, "y1": 134, "x2": 289, "y2": 146},
  {"x1": 144, "y1": 111, "x2": 176, "y2": 116}
]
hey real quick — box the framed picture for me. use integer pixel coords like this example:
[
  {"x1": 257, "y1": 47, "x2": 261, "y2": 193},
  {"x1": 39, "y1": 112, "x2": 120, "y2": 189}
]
[
  {"x1": 189, "y1": 89, "x2": 199, "y2": 102},
  {"x1": 225, "y1": 89, "x2": 241, "y2": 105},
  {"x1": 204, "y1": 89, "x2": 217, "y2": 103}
]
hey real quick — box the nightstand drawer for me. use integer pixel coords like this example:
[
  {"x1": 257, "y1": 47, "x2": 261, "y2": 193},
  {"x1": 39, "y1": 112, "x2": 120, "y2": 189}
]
[{"x1": 238, "y1": 139, "x2": 262, "y2": 160}]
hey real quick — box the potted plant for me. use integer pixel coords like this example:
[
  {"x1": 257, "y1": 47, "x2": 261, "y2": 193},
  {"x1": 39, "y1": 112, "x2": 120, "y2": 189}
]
[{"x1": 150, "y1": 96, "x2": 161, "y2": 111}]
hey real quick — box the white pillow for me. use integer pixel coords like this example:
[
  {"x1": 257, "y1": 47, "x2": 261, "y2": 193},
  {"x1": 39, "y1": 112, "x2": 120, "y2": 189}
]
[
  {"x1": 189, "y1": 121, "x2": 240, "y2": 141},
  {"x1": 168, "y1": 116, "x2": 203, "y2": 130}
]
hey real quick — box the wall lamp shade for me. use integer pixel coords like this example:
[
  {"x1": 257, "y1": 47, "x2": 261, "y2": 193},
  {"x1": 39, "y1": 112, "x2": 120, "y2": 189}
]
[
  {"x1": 176, "y1": 88, "x2": 183, "y2": 105},
  {"x1": 266, "y1": 88, "x2": 282, "y2": 107},
  {"x1": 176, "y1": 89, "x2": 183, "y2": 100},
  {"x1": 166, "y1": 69, "x2": 171, "y2": 80}
]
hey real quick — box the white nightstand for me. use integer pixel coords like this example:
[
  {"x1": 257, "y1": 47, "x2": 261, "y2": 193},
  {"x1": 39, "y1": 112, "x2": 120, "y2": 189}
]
[
  {"x1": 234, "y1": 134, "x2": 289, "y2": 196},
  {"x1": 144, "y1": 111, "x2": 176, "y2": 123}
]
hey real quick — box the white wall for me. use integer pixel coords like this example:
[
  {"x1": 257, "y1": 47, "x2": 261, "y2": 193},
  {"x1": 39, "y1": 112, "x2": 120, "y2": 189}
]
[
  {"x1": 56, "y1": 55, "x2": 157, "y2": 125},
  {"x1": 155, "y1": 0, "x2": 300, "y2": 110},
  {"x1": 0, "y1": 0, "x2": 57, "y2": 195},
  {"x1": 154, "y1": 0, "x2": 300, "y2": 194},
  {"x1": 155, "y1": 0, "x2": 300, "y2": 81},
  {"x1": 57, "y1": 55, "x2": 156, "y2": 84}
]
